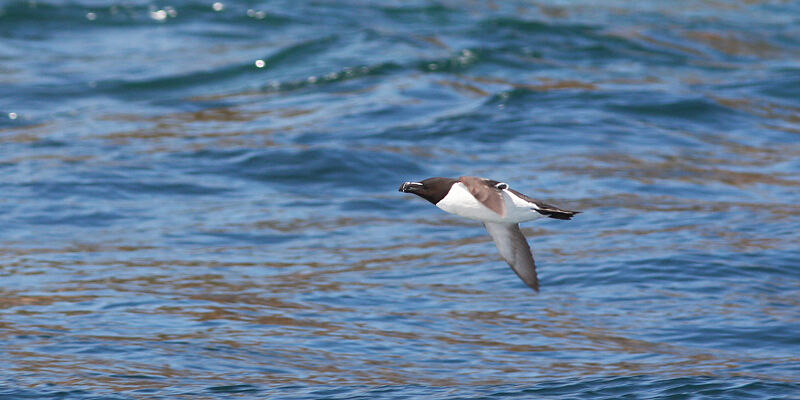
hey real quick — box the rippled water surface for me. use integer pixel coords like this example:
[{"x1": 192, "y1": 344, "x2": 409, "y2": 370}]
[{"x1": 2, "y1": 0, "x2": 800, "y2": 398}]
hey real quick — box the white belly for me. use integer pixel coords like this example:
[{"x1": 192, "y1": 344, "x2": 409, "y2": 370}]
[{"x1": 435, "y1": 183, "x2": 542, "y2": 223}]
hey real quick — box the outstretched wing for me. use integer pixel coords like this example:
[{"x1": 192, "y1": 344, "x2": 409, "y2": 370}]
[
  {"x1": 483, "y1": 222, "x2": 539, "y2": 291},
  {"x1": 459, "y1": 176, "x2": 506, "y2": 217}
]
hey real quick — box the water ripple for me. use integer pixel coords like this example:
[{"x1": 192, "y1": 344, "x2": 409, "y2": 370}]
[{"x1": 3, "y1": 0, "x2": 800, "y2": 398}]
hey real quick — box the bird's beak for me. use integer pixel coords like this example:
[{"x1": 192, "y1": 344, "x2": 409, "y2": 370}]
[{"x1": 399, "y1": 181, "x2": 422, "y2": 193}]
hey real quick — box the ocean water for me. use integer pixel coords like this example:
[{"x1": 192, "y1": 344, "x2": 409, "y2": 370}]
[{"x1": 2, "y1": 0, "x2": 800, "y2": 398}]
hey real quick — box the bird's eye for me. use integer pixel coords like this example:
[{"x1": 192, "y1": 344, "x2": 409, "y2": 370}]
[{"x1": 495, "y1": 182, "x2": 508, "y2": 190}]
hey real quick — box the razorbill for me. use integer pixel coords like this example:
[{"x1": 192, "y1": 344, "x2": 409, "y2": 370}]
[{"x1": 399, "y1": 176, "x2": 580, "y2": 291}]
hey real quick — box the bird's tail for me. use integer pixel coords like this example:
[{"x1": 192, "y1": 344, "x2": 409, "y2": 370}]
[{"x1": 534, "y1": 205, "x2": 581, "y2": 220}]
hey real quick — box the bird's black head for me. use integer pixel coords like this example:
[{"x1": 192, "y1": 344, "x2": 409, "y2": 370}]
[{"x1": 399, "y1": 177, "x2": 458, "y2": 205}]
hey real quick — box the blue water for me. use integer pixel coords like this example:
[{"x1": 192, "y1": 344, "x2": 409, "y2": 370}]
[{"x1": 2, "y1": 0, "x2": 800, "y2": 398}]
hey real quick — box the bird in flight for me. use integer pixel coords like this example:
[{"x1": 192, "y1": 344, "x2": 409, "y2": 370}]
[{"x1": 399, "y1": 176, "x2": 580, "y2": 291}]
